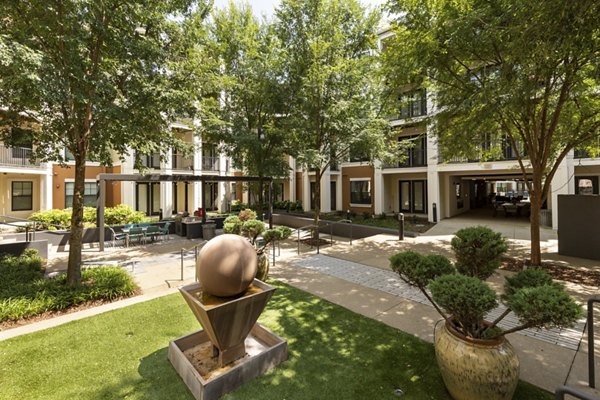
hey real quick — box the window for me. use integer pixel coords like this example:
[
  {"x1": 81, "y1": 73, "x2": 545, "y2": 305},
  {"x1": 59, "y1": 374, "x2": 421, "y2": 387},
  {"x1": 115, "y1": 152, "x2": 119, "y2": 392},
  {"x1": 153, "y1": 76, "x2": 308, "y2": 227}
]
[
  {"x1": 399, "y1": 89, "x2": 427, "y2": 118},
  {"x1": 399, "y1": 180, "x2": 427, "y2": 213},
  {"x1": 12, "y1": 181, "x2": 33, "y2": 211},
  {"x1": 65, "y1": 182, "x2": 97, "y2": 208},
  {"x1": 350, "y1": 180, "x2": 371, "y2": 205},
  {"x1": 397, "y1": 135, "x2": 427, "y2": 167}
]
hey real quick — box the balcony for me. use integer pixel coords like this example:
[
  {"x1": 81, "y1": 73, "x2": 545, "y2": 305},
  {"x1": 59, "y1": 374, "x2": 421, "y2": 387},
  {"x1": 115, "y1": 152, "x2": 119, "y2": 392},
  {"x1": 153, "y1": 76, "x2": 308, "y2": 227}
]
[
  {"x1": 439, "y1": 137, "x2": 526, "y2": 164},
  {"x1": 385, "y1": 148, "x2": 427, "y2": 168},
  {"x1": 138, "y1": 152, "x2": 161, "y2": 169},
  {"x1": 202, "y1": 156, "x2": 220, "y2": 172},
  {"x1": 172, "y1": 153, "x2": 194, "y2": 171},
  {"x1": 388, "y1": 90, "x2": 427, "y2": 121},
  {"x1": 0, "y1": 145, "x2": 42, "y2": 168}
]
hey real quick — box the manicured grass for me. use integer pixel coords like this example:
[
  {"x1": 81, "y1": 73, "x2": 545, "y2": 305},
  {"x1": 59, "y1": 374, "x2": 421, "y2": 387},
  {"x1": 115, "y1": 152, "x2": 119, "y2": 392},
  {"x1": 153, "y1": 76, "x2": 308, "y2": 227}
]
[
  {"x1": 0, "y1": 250, "x2": 137, "y2": 323},
  {"x1": 0, "y1": 281, "x2": 552, "y2": 400}
]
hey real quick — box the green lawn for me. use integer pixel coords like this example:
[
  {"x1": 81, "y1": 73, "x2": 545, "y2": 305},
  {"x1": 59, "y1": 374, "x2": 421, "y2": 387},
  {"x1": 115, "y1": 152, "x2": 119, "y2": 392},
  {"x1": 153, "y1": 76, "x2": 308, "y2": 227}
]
[{"x1": 0, "y1": 281, "x2": 551, "y2": 400}]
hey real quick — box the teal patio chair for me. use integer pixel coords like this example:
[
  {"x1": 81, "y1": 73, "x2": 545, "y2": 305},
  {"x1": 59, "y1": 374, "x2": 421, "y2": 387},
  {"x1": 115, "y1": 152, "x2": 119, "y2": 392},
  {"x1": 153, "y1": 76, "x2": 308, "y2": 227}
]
[
  {"x1": 145, "y1": 225, "x2": 161, "y2": 242},
  {"x1": 127, "y1": 227, "x2": 145, "y2": 246}
]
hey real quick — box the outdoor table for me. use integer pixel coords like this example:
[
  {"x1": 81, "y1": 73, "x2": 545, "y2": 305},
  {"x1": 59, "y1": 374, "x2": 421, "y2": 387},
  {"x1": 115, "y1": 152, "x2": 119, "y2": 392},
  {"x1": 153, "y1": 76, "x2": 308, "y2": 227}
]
[{"x1": 121, "y1": 226, "x2": 148, "y2": 247}]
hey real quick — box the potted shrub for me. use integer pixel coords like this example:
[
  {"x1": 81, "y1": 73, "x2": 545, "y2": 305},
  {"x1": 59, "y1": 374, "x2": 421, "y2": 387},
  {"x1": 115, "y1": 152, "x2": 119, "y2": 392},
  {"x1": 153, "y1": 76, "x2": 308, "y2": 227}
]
[
  {"x1": 390, "y1": 226, "x2": 582, "y2": 400},
  {"x1": 224, "y1": 209, "x2": 292, "y2": 280}
]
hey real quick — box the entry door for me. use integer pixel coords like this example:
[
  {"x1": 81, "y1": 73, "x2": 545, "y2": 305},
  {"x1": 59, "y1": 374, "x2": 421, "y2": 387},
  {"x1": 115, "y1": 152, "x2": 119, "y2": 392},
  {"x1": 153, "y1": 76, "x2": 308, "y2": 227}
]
[
  {"x1": 399, "y1": 180, "x2": 427, "y2": 213},
  {"x1": 330, "y1": 181, "x2": 337, "y2": 211}
]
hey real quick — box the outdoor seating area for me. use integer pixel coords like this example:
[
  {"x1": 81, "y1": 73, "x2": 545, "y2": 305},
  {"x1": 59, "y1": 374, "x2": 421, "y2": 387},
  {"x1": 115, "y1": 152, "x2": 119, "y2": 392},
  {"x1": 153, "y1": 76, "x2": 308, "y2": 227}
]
[
  {"x1": 109, "y1": 222, "x2": 172, "y2": 247},
  {"x1": 492, "y1": 197, "x2": 531, "y2": 218}
]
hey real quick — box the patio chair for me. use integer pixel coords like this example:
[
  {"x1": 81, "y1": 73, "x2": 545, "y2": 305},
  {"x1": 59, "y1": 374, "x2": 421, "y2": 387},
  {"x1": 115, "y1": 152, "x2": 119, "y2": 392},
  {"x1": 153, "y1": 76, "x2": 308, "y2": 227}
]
[
  {"x1": 127, "y1": 227, "x2": 145, "y2": 246},
  {"x1": 158, "y1": 222, "x2": 172, "y2": 241},
  {"x1": 145, "y1": 225, "x2": 161, "y2": 242},
  {"x1": 108, "y1": 227, "x2": 127, "y2": 248},
  {"x1": 124, "y1": 223, "x2": 136, "y2": 229}
]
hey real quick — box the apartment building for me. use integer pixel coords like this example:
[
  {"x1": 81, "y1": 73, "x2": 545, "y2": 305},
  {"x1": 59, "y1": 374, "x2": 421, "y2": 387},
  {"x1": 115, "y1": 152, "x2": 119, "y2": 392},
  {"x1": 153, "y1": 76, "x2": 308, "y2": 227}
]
[{"x1": 0, "y1": 118, "x2": 233, "y2": 220}]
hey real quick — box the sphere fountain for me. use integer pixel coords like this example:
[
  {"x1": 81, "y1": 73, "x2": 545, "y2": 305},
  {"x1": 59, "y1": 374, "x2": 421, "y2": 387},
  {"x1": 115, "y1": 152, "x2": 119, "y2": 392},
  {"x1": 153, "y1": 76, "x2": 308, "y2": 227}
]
[{"x1": 168, "y1": 234, "x2": 288, "y2": 400}]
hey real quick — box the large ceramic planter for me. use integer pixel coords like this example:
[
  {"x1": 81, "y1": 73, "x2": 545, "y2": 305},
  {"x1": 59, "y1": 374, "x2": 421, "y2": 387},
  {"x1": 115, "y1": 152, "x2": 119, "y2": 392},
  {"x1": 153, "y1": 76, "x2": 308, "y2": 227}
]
[
  {"x1": 434, "y1": 321, "x2": 520, "y2": 400},
  {"x1": 256, "y1": 252, "x2": 270, "y2": 282}
]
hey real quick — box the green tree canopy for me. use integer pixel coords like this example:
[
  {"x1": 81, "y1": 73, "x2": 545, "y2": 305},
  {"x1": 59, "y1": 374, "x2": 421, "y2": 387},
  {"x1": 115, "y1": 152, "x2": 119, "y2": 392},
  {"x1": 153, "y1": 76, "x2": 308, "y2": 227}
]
[
  {"x1": 0, "y1": 0, "x2": 211, "y2": 283},
  {"x1": 203, "y1": 1, "x2": 292, "y2": 211},
  {"x1": 276, "y1": 0, "x2": 392, "y2": 221},
  {"x1": 384, "y1": 0, "x2": 600, "y2": 264}
]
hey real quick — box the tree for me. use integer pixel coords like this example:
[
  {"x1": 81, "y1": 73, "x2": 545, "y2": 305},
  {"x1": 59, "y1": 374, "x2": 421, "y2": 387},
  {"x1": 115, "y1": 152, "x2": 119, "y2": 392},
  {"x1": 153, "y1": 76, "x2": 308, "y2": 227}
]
[
  {"x1": 203, "y1": 1, "x2": 291, "y2": 213},
  {"x1": 384, "y1": 0, "x2": 600, "y2": 265},
  {"x1": 275, "y1": 0, "x2": 392, "y2": 226},
  {"x1": 0, "y1": 0, "x2": 210, "y2": 284}
]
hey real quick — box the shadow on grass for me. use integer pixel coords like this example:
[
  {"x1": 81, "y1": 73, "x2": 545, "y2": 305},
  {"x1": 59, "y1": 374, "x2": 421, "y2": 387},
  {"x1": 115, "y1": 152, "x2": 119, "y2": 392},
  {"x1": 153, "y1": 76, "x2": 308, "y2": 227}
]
[{"x1": 0, "y1": 281, "x2": 553, "y2": 400}]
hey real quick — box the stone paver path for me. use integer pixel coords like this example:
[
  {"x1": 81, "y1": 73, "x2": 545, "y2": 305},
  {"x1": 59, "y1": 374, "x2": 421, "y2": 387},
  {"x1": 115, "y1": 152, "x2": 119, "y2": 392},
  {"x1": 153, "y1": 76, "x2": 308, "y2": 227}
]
[{"x1": 293, "y1": 254, "x2": 586, "y2": 351}]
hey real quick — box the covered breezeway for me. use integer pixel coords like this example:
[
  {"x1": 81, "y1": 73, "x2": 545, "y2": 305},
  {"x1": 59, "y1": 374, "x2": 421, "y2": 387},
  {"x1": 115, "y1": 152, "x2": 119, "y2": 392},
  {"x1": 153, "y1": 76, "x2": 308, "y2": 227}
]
[{"x1": 95, "y1": 173, "x2": 274, "y2": 251}]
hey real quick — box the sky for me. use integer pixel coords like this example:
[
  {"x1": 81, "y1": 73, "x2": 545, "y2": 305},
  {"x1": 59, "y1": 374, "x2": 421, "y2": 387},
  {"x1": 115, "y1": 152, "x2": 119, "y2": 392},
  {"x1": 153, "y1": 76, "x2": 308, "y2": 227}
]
[{"x1": 211, "y1": 0, "x2": 387, "y2": 19}]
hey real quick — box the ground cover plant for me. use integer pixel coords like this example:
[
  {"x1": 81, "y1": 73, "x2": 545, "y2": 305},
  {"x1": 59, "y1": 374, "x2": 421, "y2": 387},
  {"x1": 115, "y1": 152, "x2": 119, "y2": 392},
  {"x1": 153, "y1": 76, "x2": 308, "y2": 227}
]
[
  {"x1": 0, "y1": 249, "x2": 137, "y2": 324},
  {"x1": 0, "y1": 281, "x2": 551, "y2": 399}
]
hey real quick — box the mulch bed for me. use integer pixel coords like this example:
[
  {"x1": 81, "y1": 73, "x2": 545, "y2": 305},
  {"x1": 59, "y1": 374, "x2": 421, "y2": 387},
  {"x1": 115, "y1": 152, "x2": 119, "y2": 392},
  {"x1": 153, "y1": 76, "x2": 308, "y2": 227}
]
[
  {"x1": 500, "y1": 257, "x2": 600, "y2": 286},
  {"x1": 299, "y1": 238, "x2": 332, "y2": 247}
]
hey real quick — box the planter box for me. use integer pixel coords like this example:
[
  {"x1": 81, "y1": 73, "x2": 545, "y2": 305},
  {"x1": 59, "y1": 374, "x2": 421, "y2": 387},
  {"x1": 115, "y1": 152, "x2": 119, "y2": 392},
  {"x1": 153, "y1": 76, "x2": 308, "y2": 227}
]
[{"x1": 168, "y1": 323, "x2": 288, "y2": 400}]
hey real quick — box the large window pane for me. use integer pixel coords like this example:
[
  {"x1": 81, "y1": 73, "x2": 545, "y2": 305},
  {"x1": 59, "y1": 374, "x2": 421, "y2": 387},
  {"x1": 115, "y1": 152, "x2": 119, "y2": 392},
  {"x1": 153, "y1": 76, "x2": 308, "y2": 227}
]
[
  {"x1": 350, "y1": 180, "x2": 371, "y2": 205},
  {"x1": 65, "y1": 182, "x2": 97, "y2": 208},
  {"x1": 399, "y1": 181, "x2": 411, "y2": 212},
  {"x1": 12, "y1": 181, "x2": 33, "y2": 211},
  {"x1": 413, "y1": 181, "x2": 425, "y2": 212}
]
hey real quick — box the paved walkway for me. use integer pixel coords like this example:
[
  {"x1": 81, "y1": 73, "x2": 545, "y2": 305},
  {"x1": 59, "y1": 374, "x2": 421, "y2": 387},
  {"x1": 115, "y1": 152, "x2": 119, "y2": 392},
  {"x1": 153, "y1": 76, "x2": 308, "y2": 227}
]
[
  {"x1": 1, "y1": 219, "x2": 599, "y2": 397},
  {"x1": 293, "y1": 253, "x2": 586, "y2": 351}
]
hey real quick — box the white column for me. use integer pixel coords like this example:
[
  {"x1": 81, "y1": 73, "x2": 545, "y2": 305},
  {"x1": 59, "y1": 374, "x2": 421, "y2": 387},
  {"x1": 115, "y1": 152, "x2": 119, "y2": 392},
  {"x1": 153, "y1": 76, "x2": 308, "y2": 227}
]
[
  {"x1": 320, "y1": 170, "x2": 331, "y2": 212},
  {"x1": 551, "y1": 151, "x2": 574, "y2": 230},
  {"x1": 426, "y1": 117, "x2": 441, "y2": 222},
  {"x1": 193, "y1": 181, "x2": 203, "y2": 212},
  {"x1": 373, "y1": 161, "x2": 384, "y2": 215},
  {"x1": 160, "y1": 182, "x2": 173, "y2": 218},
  {"x1": 194, "y1": 136, "x2": 202, "y2": 173},
  {"x1": 302, "y1": 171, "x2": 311, "y2": 211},
  {"x1": 41, "y1": 172, "x2": 53, "y2": 210},
  {"x1": 218, "y1": 181, "x2": 227, "y2": 212},
  {"x1": 289, "y1": 156, "x2": 296, "y2": 201}
]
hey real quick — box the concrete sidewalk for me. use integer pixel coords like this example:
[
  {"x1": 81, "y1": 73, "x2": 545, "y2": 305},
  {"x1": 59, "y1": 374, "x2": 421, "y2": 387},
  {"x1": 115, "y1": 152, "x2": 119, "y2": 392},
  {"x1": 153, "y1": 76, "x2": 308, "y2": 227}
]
[{"x1": 2, "y1": 227, "x2": 599, "y2": 397}]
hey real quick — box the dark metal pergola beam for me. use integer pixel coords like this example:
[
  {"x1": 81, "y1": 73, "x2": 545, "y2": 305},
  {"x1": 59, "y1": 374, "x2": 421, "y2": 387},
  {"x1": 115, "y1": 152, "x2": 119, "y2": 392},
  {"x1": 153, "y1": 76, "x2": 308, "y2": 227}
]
[{"x1": 96, "y1": 173, "x2": 274, "y2": 251}]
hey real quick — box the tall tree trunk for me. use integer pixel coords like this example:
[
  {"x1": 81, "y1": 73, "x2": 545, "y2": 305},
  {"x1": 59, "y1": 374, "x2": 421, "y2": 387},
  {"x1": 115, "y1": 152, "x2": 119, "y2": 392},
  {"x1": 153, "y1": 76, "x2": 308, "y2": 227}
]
[
  {"x1": 529, "y1": 175, "x2": 544, "y2": 266},
  {"x1": 67, "y1": 155, "x2": 86, "y2": 285},
  {"x1": 258, "y1": 177, "x2": 264, "y2": 217},
  {"x1": 313, "y1": 168, "x2": 321, "y2": 240}
]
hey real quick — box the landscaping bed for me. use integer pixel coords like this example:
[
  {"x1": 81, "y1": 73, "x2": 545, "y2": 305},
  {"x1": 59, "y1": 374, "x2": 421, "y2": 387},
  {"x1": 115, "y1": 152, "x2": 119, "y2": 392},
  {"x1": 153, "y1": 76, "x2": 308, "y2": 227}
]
[
  {"x1": 278, "y1": 210, "x2": 435, "y2": 234},
  {"x1": 0, "y1": 249, "x2": 138, "y2": 328},
  {"x1": 500, "y1": 257, "x2": 600, "y2": 286},
  {"x1": 0, "y1": 281, "x2": 551, "y2": 400}
]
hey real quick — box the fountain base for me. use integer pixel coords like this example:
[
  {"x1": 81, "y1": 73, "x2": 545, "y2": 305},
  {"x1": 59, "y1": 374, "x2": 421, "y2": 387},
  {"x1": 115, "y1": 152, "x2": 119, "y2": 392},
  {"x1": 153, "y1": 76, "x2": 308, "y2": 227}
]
[{"x1": 168, "y1": 323, "x2": 288, "y2": 400}]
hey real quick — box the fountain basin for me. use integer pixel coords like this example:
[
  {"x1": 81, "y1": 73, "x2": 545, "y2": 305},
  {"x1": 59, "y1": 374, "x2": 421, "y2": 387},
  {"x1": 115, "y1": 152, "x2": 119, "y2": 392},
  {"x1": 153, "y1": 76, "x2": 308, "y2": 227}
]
[
  {"x1": 168, "y1": 323, "x2": 288, "y2": 400},
  {"x1": 179, "y1": 279, "x2": 275, "y2": 366}
]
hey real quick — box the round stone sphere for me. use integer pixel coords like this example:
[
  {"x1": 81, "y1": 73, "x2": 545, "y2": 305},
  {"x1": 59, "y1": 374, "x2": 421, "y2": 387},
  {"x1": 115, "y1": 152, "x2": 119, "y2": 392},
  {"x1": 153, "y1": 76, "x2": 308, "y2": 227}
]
[{"x1": 196, "y1": 234, "x2": 257, "y2": 297}]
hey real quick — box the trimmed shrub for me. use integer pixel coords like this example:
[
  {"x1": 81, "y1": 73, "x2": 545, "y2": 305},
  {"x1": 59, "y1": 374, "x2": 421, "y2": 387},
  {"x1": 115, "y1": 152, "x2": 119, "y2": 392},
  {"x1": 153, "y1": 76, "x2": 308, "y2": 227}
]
[
  {"x1": 238, "y1": 208, "x2": 257, "y2": 222},
  {"x1": 503, "y1": 268, "x2": 555, "y2": 297},
  {"x1": 241, "y1": 219, "x2": 265, "y2": 243},
  {"x1": 223, "y1": 216, "x2": 242, "y2": 234},
  {"x1": 103, "y1": 204, "x2": 145, "y2": 226},
  {"x1": 29, "y1": 209, "x2": 71, "y2": 230},
  {"x1": 429, "y1": 274, "x2": 498, "y2": 333},
  {"x1": 450, "y1": 225, "x2": 508, "y2": 280},
  {"x1": 390, "y1": 251, "x2": 455, "y2": 288}
]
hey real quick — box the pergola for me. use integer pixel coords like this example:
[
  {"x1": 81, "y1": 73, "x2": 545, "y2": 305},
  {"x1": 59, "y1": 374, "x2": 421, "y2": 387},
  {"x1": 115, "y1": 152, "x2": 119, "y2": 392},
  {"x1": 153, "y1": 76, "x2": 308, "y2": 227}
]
[{"x1": 95, "y1": 173, "x2": 274, "y2": 251}]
